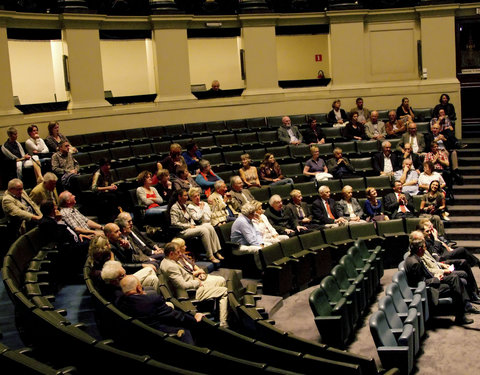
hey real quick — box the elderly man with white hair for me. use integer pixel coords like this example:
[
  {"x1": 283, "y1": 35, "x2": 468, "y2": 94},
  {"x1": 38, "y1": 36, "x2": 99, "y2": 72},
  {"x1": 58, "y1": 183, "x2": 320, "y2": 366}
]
[
  {"x1": 58, "y1": 190, "x2": 103, "y2": 236},
  {"x1": 231, "y1": 202, "x2": 265, "y2": 269},
  {"x1": 208, "y1": 180, "x2": 236, "y2": 226},
  {"x1": 29, "y1": 172, "x2": 59, "y2": 206},
  {"x1": 229, "y1": 176, "x2": 254, "y2": 213},
  {"x1": 277, "y1": 116, "x2": 303, "y2": 145}
]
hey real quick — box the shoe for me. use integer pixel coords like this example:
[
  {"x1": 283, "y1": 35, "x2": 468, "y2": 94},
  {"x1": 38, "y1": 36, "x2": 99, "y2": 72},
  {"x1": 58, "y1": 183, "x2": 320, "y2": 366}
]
[
  {"x1": 455, "y1": 315, "x2": 474, "y2": 325},
  {"x1": 460, "y1": 143, "x2": 468, "y2": 149},
  {"x1": 465, "y1": 305, "x2": 480, "y2": 314},
  {"x1": 442, "y1": 213, "x2": 450, "y2": 221},
  {"x1": 215, "y1": 253, "x2": 224, "y2": 260},
  {"x1": 209, "y1": 257, "x2": 220, "y2": 264}
]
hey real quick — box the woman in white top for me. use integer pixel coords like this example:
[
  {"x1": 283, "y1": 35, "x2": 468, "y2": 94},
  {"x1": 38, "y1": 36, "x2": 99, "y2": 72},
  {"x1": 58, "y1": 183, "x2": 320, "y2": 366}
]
[
  {"x1": 252, "y1": 200, "x2": 289, "y2": 244},
  {"x1": 136, "y1": 171, "x2": 166, "y2": 223},
  {"x1": 25, "y1": 125, "x2": 49, "y2": 156},
  {"x1": 187, "y1": 187, "x2": 211, "y2": 224},
  {"x1": 418, "y1": 161, "x2": 446, "y2": 192}
]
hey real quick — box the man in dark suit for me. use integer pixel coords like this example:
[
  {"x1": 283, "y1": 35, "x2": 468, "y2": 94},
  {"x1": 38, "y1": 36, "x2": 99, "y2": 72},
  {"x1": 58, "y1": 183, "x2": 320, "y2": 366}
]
[
  {"x1": 399, "y1": 143, "x2": 423, "y2": 174},
  {"x1": 116, "y1": 275, "x2": 203, "y2": 344},
  {"x1": 383, "y1": 181, "x2": 416, "y2": 219},
  {"x1": 404, "y1": 230, "x2": 473, "y2": 325},
  {"x1": 311, "y1": 185, "x2": 347, "y2": 226},
  {"x1": 264, "y1": 194, "x2": 306, "y2": 235},
  {"x1": 284, "y1": 189, "x2": 322, "y2": 231},
  {"x1": 326, "y1": 147, "x2": 356, "y2": 179},
  {"x1": 229, "y1": 176, "x2": 255, "y2": 215},
  {"x1": 372, "y1": 140, "x2": 401, "y2": 176}
]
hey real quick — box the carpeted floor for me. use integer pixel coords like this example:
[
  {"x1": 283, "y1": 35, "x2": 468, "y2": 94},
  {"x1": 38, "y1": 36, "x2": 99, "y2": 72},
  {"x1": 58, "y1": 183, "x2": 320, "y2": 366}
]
[{"x1": 271, "y1": 260, "x2": 480, "y2": 374}]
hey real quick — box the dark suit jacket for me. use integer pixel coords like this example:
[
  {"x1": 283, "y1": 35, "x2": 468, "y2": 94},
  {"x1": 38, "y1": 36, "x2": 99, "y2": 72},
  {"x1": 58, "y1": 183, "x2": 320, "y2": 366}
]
[
  {"x1": 130, "y1": 226, "x2": 160, "y2": 256},
  {"x1": 372, "y1": 151, "x2": 401, "y2": 175},
  {"x1": 400, "y1": 152, "x2": 423, "y2": 172},
  {"x1": 312, "y1": 197, "x2": 339, "y2": 225},
  {"x1": 326, "y1": 157, "x2": 355, "y2": 178},
  {"x1": 285, "y1": 202, "x2": 314, "y2": 227},
  {"x1": 334, "y1": 198, "x2": 364, "y2": 220},
  {"x1": 303, "y1": 125, "x2": 325, "y2": 144},
  {"x1": 383, "y1": 192, "x2": 415, "y2": 218},
  {"x1": 424, "y1": 132, "x2": 456, "y2": 153},
  {"x1": 264, "y1": 206, "x2": 295, "y2": 234},
  {"x1": 110, "y1": 241, "x2": 144, "y2": 273}
]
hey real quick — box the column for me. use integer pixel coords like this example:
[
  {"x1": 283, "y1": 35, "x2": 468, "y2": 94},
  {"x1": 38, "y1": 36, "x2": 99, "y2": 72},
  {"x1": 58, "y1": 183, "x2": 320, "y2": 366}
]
[
  {"x1": 62, "y1": 15, "x2": 111, "y2": 109},
  {"x1": 151, "y1": 18, "x2": 196, "y2": 102},
  {"x1": 0, "y1": 21, "x2": 22, "y2": 115}
]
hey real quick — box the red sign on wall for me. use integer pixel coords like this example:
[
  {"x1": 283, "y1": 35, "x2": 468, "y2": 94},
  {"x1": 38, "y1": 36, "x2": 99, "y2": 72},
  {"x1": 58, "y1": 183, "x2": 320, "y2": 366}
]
[{"x1": 315, "y1": 54, "x2": 322, "y2": 62}]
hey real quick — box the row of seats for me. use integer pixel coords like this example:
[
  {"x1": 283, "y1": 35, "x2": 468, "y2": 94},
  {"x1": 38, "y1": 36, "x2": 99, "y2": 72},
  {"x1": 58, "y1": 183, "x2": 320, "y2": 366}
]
[
  {"x1": 309, "y1": 240, "x2": 385, "y2": 347},
  {"x1": 84, "y1": 258, "x2": 380, "y2": 375},
  {"x1": 66, "y1": 109, "x2": 436, "y2": 153}
]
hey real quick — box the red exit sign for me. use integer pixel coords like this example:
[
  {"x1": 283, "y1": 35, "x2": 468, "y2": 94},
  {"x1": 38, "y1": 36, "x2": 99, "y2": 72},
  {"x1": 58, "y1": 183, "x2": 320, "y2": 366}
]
[{"x1": 315, "y1": 54, "x2": 322, "y2": 62}]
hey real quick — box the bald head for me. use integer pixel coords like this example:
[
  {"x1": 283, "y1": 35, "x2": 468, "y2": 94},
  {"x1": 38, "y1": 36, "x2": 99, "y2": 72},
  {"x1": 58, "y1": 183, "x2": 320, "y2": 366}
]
[
  {"x1": 282, "y1": 116, "x2": 291, "y2": 127},
  {"x1": 120, "y1": 275, "x2": 142, "y2": 295}
]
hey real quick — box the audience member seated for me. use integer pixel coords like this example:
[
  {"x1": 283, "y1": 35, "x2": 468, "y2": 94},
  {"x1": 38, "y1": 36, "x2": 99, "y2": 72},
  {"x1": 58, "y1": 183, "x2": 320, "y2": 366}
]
[
  {"x1": 399, "y1": 142, "x2": 422, "y2": 174},
  {"x1": 327, "y1": 99, "x2": 349, "y2": 126},
  {"x1": 424, "y1": 141, "x2": 452, "y2": 187},
  {"x1": 160, "y1": 143, "x2": 187, "y2": 177},
  {"x1": 420, "y1": 181, "x2": 447, "y2": 220},
  {"x1": 433, "y1": 93, "x2": 456, "y2": 120},
  {"x1": 285, "y1": 189, "x2": 322, "y2": 231},
  {"x1": 136, "y1": 170, "x2": 166, "y2": 223},
  {"x1": 117, "y1": 275, "x2": 203, "y2": 345},
  {"x1": 29, "y1": 172, "x2": 59, "y2": 206},
  {"x1": 312, "y1": 185, "x2": 347, "y2": 227},
  {"x1": 364, "y1": 187, "x2": 389, "y2": 222},
  {"x1": 104, "y1": 223, "x2": 159, "y2": 276},
  {"x1": 430, "y1": 108, "x2": 454, "y2": 134},
  {"x1": 252, "y1": 200, "x2": 289, "y2": 244},
  {"x1": 2, "y1": 126, "x2": 43, "y2": 183},
  {"x1": 394, "y1": 158, "x2": 419, "y2": 195},
  {"x1": 384, "y1": 181, "x2": 416, "y2": 219},
  {"x1": 231, "y1": 202, "x2": 266, "y2": 268},
  {"x1": 195, "y1": 159, "x2": 222, "y2": 197},
  {"x1": 259, "y1": 153, "x2": 294, "y2": 186},
  {"x1": 303, "y1": 145, "x2": 332, "y2": 182},
  {"x1": 277, "y1": 116, "x2": 303, "y2": 145},
  {"x1": 101, "y1": 260, "x2": 158, "y2": 303},
  {"x1": 160, "y1": 242, "x2": 228, "y2": 327},
  {"x1": 208, "y1": 180, "x2": 236, "y2": 226},
  {"x1": 384, "y1": 110, "x2": 406, "y2": 139},
  {"x1": 349, "y1": 97, "x2": 370, "y2": 125},
  {"x1": 364, "y1": 110, "x2": 386, "y2": 140},
  {"x1": 51, "y1": 141, "x2": 79, "y2": 191},
  {"x1": 397, "y1": 122, "x2": 426, "y2": 155},
  {"x1": 155, "y1": 169, "x2": 174, "y2": 204},
  {"x1": 420, "y1": 218, "x2": 480, "y2": 269},
  {"x1": 114, "y1": 214, "x2": 163, "y2": 267},
  {"x1": 239, "y1": 153, "x2": 261, "y2": 189},
  {"x1": 58, "y1": 190, "x2": 104, "y2": 236},
  {"x1": 418, "y1": 161, "x2": 446, "y2": 193},
  {"x1": 2, "y1": 178, "x2": 42, "y2": 237},
  {"x1": 343, "y1": 112, "x2": 367, "y2": 140},
  {"x1": 335, "y1": 185, "x2": 366, "y2": 224},
  {"x1": 38, "y1": 200, "x2": 90, "y2": 253},
  {"x1": 187, "y1": 187, "x2": 212, "y2": 225},
  {"x1": 182, "y1": 141, "x2": 202, "y2": 174},
  {"x1": 326, "y1": 147, "x2": 357, "y2": 179},
  {"x1": 116, "y1": 211, "x2": 164, "y2": 259},
  {"x1": 372, "y1": 140, "x2": 401, "y2": 177},
  {"x1": 171, "y1": 237, "x2": 208, "y2": 281},
  {"x1": 209, "y1": 80, "x2": 221, "y2": 92},
  {"x1": 169, "y1": 189, "x2": 223, "y2": 264},
  {"x1": 25, "y1": 124, "x2": 50, "y2": 161},
  {"x1": 172, "y1": 166, "x2": 200, "y2": 191},
  {"x1": 396, "y1": 97, "x2": 415, "y2": 124},
  {"x1": 229, "y1": 176, "x2": 254, "y2": 213},
  {"x1": 303, "y1": 117, "x2": 325, "y2": 145},
  {"x1": 265, "y1": 194, "x2": 307, "y2": 235},
  {"x1": 45, "y1": 121, "x2": 77, "y2": 153},
  {"x1": 404, "y1": 231, "x2": 474, "y2": 325},
  {"x1": 87, "y1": 234, "x2": 115, "y2": 284},
  {"x1": 92, "y1": 158, "x2": 120, "y2": 222}
]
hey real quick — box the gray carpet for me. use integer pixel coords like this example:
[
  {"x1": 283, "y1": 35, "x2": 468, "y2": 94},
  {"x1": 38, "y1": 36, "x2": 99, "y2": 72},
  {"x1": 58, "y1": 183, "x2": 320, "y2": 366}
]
[{"x1": 271, "y1": 262, "x2": 480, "y2": 374}]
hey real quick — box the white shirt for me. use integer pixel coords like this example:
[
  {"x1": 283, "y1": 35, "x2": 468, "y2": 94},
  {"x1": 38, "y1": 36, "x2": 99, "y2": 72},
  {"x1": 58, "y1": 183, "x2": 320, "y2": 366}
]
[
  {"x1": 383, "y1": 154, "x2": 393, "y2": 173},
  {"x1": 409, "y1": 136, "x2": 419, "y2": 153}
]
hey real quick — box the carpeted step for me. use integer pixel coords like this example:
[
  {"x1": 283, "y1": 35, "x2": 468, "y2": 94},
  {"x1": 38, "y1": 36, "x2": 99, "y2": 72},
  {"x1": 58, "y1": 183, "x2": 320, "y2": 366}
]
[
  {"x1": 445, "y1": 216, "x2": 480, "y2": 228},
  {"x1": 458, "y1": 166, "x2": 480, "y2": 176},
  {"x1": 460, "y1": 175, "x2": 480, "y2": 184},
  {"x1": 458, "y1": 157, "x2": 480, "y2": 166},
  {"x1": 451, "y1": 194, "x2": 480, "y2": 204},
  {"x1": 452, "y1": 240, "x2": 480, "y2": 253},
  {"x1": 445, "y1": 227, "x2": 480, "y2": 241},
  {"x1": 256, "y1": 294, "x2": 284, "y2": 318},
  {"x1": 448, "y1": 205, "x2": 480, "y2": 216},
  {"x1": 452, "y1": 184, "x2": 480, "y2": 194}
]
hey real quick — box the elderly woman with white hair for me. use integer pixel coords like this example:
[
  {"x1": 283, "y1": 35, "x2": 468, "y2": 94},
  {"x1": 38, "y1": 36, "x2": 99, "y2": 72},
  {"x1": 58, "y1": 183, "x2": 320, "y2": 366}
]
[
  {"x1": 230, "y1": 201, "x2": 265, "y2": 269},
  {"x1": 335, "y1": 185, "x2": 365, "y2": 223},
  {"x1": 207, "y1": 180, "x2": 235, "y2": 226},
  {"x1": 187, "y1": 187, "x2": 211, "y2": 224},
  {"x1": 251, "y1": 200, "x2": 289, "y2": 244}
]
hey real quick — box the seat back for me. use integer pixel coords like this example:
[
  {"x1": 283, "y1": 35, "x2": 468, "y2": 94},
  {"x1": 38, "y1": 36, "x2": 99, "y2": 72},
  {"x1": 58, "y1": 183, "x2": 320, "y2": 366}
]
[
  {"x1": 376, "y1": 219, "x2": 405, "y2": 236},
  {"x1": 385, "y1": 283, "x2": 409, "y2": 314},
  {"x1": 377, "y1": 295, "x2": 404, "y2": 330},
  {"x1": 392, "y1": 271, "x2": 414, "y2": 300},
  {"x1": 309, "y1": 287, "x2": 333, "y2": 317},
  {"x1": 339, "y1": 254, "x2": 360, "y2": 279},
  {"x1": 260, "y1": 243, "x2": 284, "y2": 268},
  {"x1": 369, "y1": 310, "x2": 398, "y2": 348},
  {"x1": 299, "y1": 230, "x2": 326, "y2": 250},
  {"x1": 279, "y1": 236, "x2": 302, "y2": 258},
  {"x1": 347, "y1": 246, "x2": 365, "y2": 268},
  {"x1": 331, "y1": 264, "x2": 352, "y2": 291},
  {"x1": 349, "y1": 223, "x2": 378, "y2": 240},
  {"x1": 320, "y1": 275, "x2": 343, "y2": 303}
]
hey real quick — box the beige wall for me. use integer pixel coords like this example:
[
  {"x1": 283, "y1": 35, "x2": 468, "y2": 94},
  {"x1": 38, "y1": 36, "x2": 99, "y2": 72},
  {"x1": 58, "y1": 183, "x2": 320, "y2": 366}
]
[
  {"x1": 276, "y1": 34, "x2": 330, "y2": 80},
  {"x1": 188, "y1": 37, "x2": 244, "y2": 89},
  {"x1": 0, "y1": 5, "x2": 471, "y2": 140},
  {"x1": 100, "y1": 39, "x2": 156, "y2": 97}
]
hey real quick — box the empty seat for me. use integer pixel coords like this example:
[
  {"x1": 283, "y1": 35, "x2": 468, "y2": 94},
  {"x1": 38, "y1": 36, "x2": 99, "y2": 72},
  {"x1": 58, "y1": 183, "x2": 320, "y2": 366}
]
[
  {"x1": 259, "y1": 243, "x2": 294, "y2": 296},
  {"x1": 289, "y1": 144, "x2": 311, "y2": 161},
  {"x1": 356, "y1": 140, "x2": 380, "y2": 156},
  {"x1": 185, "y1": 122, "x2": 207, "y2": 136},
  {"x1": 164, "y1": 124, "x2": 186, "y2": 138},
  {"x1": 151, "y1": 141, "x2": 172, "y2": 156},
  {"x1": 246, "y1": 117, "x2": 267, "y2": 131},
  {"x1": 236, "y1": 132, "x2": 261, "y2": 149},
  {"x1": 205, "y1": 120, "x2": 227, "y2": 134},
  {"x1": 280, "y1": 163, "x2": 307, "y2": 183},
  {"x1": 131, "y1": 143, "x2": 154, "y2": 162},
  {"x1": 144, "y1": 126, "x2": 167, "y2": 140},
  {"x1": 105, "y1": 130, "x2": 128, "y2": 145},
  {"x1": 365, "y1": 175, "x2": 392, "y2": 192},
  {"x1": 215, "y1": 134, "x2": 240, "y2": 150},
  {"x1": 125, "y1": 128, "x2": 148, "y2": 144},
  {"x1": 321, "y1": 275, "x2": 359, "y2": 327},
  {"x1": 322, "y1": 127, "x2": 344, "y2": 142},
  {"x1": 350, "y1": 157, "x2": 375, "y2": 176},
  {"x1": 226, "y1": 119, "x2": 248, "y2": 133}
]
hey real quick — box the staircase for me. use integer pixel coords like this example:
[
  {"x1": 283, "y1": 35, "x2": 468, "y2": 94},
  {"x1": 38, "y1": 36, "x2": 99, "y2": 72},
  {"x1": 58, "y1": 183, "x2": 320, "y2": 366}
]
[{"x1": 445, "y1": 125, "x2": 480, "y2": 252}]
